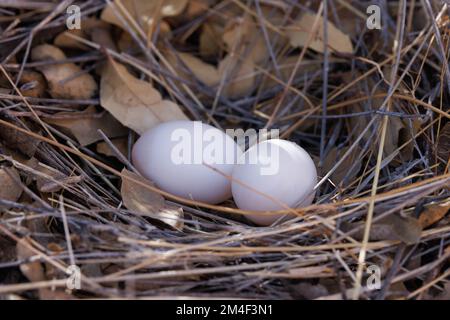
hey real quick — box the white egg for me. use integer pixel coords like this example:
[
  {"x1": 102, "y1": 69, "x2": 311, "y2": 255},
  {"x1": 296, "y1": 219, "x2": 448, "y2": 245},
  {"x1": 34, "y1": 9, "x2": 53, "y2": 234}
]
[
  {"x1": 132, "y1": 120, "x2": 242, "y2": 204},
  {"x1": 231, "y1": 139, "x2": 317, "y2": 226}
]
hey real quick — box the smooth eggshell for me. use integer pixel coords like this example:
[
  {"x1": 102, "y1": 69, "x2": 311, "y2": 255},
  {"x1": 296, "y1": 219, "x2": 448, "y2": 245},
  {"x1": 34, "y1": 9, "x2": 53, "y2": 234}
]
[
  {"x1": 231, "y1": 139, "x2": 317, "y2": 226},
  {"x1": 132, "y1": 121, "x2": 242, "y2": 204}
]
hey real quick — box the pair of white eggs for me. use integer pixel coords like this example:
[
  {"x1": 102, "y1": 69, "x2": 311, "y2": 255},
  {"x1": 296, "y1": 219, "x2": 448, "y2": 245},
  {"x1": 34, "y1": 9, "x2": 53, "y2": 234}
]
[{"x1": 132, "y1": 121, "x2": 317, "y2": 226}]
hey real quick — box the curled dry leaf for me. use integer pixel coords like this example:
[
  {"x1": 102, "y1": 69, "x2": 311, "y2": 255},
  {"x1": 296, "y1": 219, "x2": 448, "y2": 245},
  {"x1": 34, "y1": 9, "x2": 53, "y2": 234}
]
[
  {"x1": 18, "y1": 70, "x2": 46, "y2": 97},
  {"x1": 419, "y1": 202, "x2": 450, "y2": 228},
  {"x1": 168, "y1": 51, "x2": 221, "y2": 87},
  {"x1": 167, "y1": 51, "x2": 255, "y2": 99},
  {"x1": 100, "y1": 58, "x2": 187, "y2": 134},
  {"x1": 44, "y1": 105, "x2": 128, "y2": 146},
  {"x1": 0, "y1": 167, "x2": 23, "y2": 203},
  {"x1": 54, "y1": 18, "x2": 111, "y2": 50},
  {"x1": 30, "y1": 43, "x2": 62, "y2": 60},
  {"x1": 31, "y1": 44, "x2": 97, "y2": 100},
  {"x1": 54, "y1": 28, "x2": 89, "y2": 50},
  {"x1": 286, "y1": 12, "x2": 353, "y2": 54},
  {"x1": 101, "y1": 0, "x2": 187, "y2": 34},
  {"x1": 120, "y1": 169, "x2": 184, "y2": 230},
  {"x1": 222, "y1": 4, "x2": 289, "y2": 61}
]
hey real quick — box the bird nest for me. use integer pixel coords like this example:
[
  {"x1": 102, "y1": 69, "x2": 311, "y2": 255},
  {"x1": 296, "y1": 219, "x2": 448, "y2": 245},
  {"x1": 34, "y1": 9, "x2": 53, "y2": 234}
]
[{"x1": 0, "y1": 0, "x2": 449, "y2": 300}]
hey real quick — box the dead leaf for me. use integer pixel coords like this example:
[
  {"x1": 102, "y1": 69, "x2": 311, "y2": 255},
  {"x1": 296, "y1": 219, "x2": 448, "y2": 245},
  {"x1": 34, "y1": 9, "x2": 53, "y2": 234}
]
[
  {"x1": 90, "y1": 26, "x2": 117, "y2": 51},
  {"x1": 218, "y1": 55, "x2": 255, "y2": 98},
  {"x1": 167, "y1": 51, "x2": 221, "y2": 87},
  {"x1": 384, "y1": 116, "x2": 405, "y2": 156},
  {"x1": 31, "y1": 43, "x2": 65, "y2": 60},
  {"x1": 223, "y1": 15, "x2": 267, "y2": 64},
  {"x1": 346, "y1": 73, "x2": 417, "y2": 162},
  {"x1": 184, "y1": 0, "x2": 210, "y2": 19},
  {"x1": 199, "y1": 22, "x2": 223, "y2": 58},
  {"x1": 385, "y1": 282, "x2": 410, "y2": 300},
  {"x1": 289, "y1": 282, "x2": 329, "y2": 299},
  {"x1": 116, "y1": 22, "x2": 171, "y2": 52},
  {"x1": 437, "y1": 122, "x2": 450, "y2": 161},
  {"x1": 117, "y1": 30, "x2": 139, "y2": 53},
  {"x1": 258, "y1": 4, "x2": 290, "y2": 48},
  {"x1": 0, "y1": 120, "x2": 41, "y2": 157},
  {"x1": 419, "y1": 202, "x2": 450, "y2": 228},
  {"x1": 286, "y1": 12, "x2": 353, "y2": 54},
  {"x1": 101, "y1": 0, "x2": 187, "y2": 34},
  {"x1": 54, "y1": 18, "x2": 111, "y2": 50},
  {"x1": 321, "y1": 145, "x2": 361, "y2": 184},
  {"x1": 0, "y1": 167, "x2": 23, "y2": 203},
  {"x1": 21, "y1": 161, "x2": 82, "y2": 193},
  {"x1": 384, "y1": 117, "x2": 420, "y2": 161},
  {"x1": 331, "y1": 6, "x2": 363, "y2": 39},
  {"x1": 399, "y1": 118, "x2": 421, "y2": 160},
  {"x1": 345, "y1": 214, "x2": 422, "y2": 245},
  {"x1": 100, "y1": 59, "x2": 187, "y2": 134},
  {"x1": 166, "y1": 42, "x2": 256, "y2": 98},
  {"x1": 54, "y1": 28, "x2": 89, "y2": 50},
  {"x1": 17, "y1": 238, "x2": 73, "y2": 299},
  {"x1": 287, "y1": 266, "x2": 335, "y2": 278},
  {"x1": 17, "y1": 238, "x2": 45, "y2": 282},
  {"x1": 434, "y1": 282, "x2": 450, "y2": 300},
  {"x1": 96, "y1": 138, "x2": 128, "y2": 158},
  {"x1": 386, "y1": 214, "x2": 422, "y2": 244},
  {"x1": 121, "y1": 169, "x2": 183, "y2": 230},
  {"x1": 18, "y1": 70, "x2": 46, "y2": 97},
  {"x1": 0, "y1": 236, "x2": 16, "y2": 268},
  {"x1": 36, "y1": 168, "x2": 82, "y2": 193},
  {"x1": 31, "y1": 44, "x2": 97, "y2": 100},
  {"x1": 44, "y1": 106, "x2": 128, "y2": 146},
  {"x1": 261, "y1": 55, "x2": 321, "y2": 91}
]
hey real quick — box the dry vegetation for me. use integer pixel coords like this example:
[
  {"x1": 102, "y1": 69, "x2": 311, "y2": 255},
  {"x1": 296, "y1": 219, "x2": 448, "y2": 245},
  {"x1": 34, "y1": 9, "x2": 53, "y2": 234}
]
[{"x1": 0, "y1": 0, "x2": 449, "y2": 300}]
